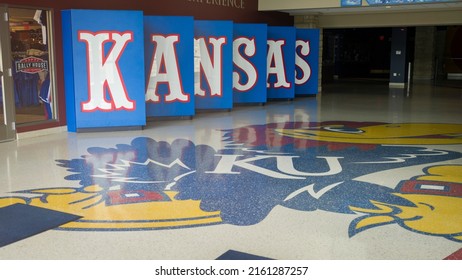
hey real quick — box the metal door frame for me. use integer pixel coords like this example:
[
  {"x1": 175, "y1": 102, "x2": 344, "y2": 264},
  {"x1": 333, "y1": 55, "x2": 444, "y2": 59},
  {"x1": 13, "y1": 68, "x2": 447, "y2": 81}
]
[{"x1": 0, "y1": 5, "x2": 16, "y2": 142}]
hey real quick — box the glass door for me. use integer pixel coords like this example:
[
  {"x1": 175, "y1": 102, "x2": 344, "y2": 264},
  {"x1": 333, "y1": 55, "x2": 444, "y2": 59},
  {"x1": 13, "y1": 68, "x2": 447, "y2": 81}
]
[
  {"x1": 10, "y1": 7, "x2": 56, "y2": 125},
  {"x1": 0, "y1": 6, "x2": 16, "y2": 142}
]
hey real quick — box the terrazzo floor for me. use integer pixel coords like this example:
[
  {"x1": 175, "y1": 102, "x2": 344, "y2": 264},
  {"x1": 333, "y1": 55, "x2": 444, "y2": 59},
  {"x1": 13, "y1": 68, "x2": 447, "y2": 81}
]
[{"x1": 1, "y1": 80, "x2": 461, "y2": 260}]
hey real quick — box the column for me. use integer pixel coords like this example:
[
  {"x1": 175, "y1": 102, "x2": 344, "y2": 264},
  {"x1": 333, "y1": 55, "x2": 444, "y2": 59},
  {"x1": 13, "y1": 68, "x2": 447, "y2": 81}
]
[{"x1": 389, "y1": 27, "x2": 408, "y2": 88}]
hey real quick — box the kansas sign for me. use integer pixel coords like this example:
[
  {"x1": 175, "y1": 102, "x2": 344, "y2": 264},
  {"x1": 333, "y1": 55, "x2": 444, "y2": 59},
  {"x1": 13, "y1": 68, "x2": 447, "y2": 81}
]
[{"x1": 62, "y1": 9, "x2": 320, "y2": 131}]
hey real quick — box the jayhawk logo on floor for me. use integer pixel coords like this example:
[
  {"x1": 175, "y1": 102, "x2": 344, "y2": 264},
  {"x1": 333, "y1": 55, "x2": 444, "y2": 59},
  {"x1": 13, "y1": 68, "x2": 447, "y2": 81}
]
[{"x1": 1, "y1": 121, "x2": 461, "y2": 242}]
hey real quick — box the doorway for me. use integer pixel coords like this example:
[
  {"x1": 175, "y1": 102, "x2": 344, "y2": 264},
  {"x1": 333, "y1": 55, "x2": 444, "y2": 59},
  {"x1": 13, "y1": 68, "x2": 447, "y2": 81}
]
[
  {"x1": 9, "y1": 7, "x2": 56, "y2": 126},
  {"x1": 322, "y1": 27, "x2": 394, "y2": 83},
  {"x1": 0, "y1": 6, "x2": 56, "y2": 142}
]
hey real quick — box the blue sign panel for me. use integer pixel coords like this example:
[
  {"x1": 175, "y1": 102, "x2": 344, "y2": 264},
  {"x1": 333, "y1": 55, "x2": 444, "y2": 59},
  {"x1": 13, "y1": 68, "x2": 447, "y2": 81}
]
[
  {"x1": 144, "y1": 16, "x2": 195, "y2": 117},
  {"x1": 267, "y1": 26, "x2": 296, "y2": 100},
  {"x1": 295, "y1": 29, "x2": 320, "y2": 96},
  {"x1": 233, "y1": 23, "x2": 268, "y2": 104},
  {"x1": 341, "y1": 0, "x2": 362, "y2": 6},
  {"x1": 194, "y1": 20, "x2": 234, "y2": 110},
  {"x1": 366, "y1": 0, "x2": 454, "y2": 5},
  {"x1": 62, "y1": 10, "x2": 146, "y2": 132}
]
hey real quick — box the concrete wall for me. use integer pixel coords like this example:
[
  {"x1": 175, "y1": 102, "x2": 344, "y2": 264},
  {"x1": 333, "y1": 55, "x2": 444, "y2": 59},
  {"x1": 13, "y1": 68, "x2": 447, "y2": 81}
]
[
  {"x1": 259, "y1": 0, "x2": 340, "y2": 11},
  {"x1": 314, "y1": 10, "x2": 462, "y2": 28},
  {"x1": 413, "y1": 27, "x2": 436, "y2": 81}
]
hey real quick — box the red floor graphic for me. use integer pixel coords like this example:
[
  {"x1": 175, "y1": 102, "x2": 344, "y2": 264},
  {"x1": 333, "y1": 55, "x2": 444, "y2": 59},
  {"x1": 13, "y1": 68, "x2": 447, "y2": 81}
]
[{"x1": 444, "y1": 248, "x2": 462, "y2": 260}]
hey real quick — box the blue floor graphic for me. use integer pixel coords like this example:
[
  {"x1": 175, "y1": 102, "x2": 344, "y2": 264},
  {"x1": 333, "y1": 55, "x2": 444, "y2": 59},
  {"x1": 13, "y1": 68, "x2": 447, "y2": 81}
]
[{"x1": 216, "y1": 250, "x2": 273, "y2": 260}]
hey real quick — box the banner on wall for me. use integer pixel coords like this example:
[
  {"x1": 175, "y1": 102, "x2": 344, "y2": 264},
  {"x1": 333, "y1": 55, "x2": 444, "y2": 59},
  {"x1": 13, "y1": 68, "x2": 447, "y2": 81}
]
[
  {"x1": 62, "y1": 10, "x2": 146, "y2": 132},
  {"x1": 144, "y1": 16, "x2": 195, "y2": 117},
  {"x1": 295, "y1": 29, "x2": 320, "y2": 96},
  {"x1": 342, "y1": 1, "x2": 455, "y2": 7},
  {"x1": 194, "y1": 20, "x2": 234, "y2": 110},
  {"x1": 267, "y1": 26, "x2": 296, "y2": 100},
  {"x1": 341, "y1": 0, "x2": 362, "y2": 6},
  {"x1": 366, "y1": 0, "x2": 455, "y2": 5},
  {"x1": 233, "y1": 23, "x2": 268, "y2": 104}
]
